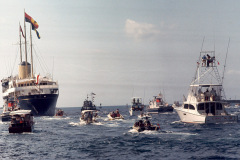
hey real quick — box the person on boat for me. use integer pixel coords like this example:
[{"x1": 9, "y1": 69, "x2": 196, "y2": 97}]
[
  {"x1": 115, "y1": 109, "x2": 120, "y2": 117},
  {"x1": 144, "y1": 117, "x2": 151, "y2": 127},
  {"x1": 139, "y1": 120, "x2": 144, "y2": 128},
  {"x1": 202, "y1": 55, "x2": 207, "y2": 66},
  {"x1": 204, "y1": 88, "x2": 210, "y2": 101},
  {"x1": 206, "y1": 54, "x2": 211, "y2": 67},
  {"x1": 133, "y1": 98, "x2": 136, "y2": 104}
]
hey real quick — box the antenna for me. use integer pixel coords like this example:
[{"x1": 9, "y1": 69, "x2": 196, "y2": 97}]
[
  {"x1": 222, "y1": 38, "x2": 230, "y2": 84},
  {"x1": 52, "y1": 56, "x2": 54, "y2": 80}
]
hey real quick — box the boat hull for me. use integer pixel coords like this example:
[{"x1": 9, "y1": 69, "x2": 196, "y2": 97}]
[
  {"x1": 175, "y1": 108, "x2": 238, "y2": 124},
  {"x1": 147, "y1": 106, "x2": 173, "y2": 113},
  {"x1": 107, "y1": 114, "x2": 124, "y2": 120},
  {"x1": 9, "y1": 124, "x2": 33, "y2": 133},
  {"x1": 133, "y1": 125, "x2": 159, "y2": 132},
  {"x1": 18, "y1": 94, "x2": 58, "y2": 116},
  {"x1": 129, "y1": 109, "x2": 143, "y2": 116}
]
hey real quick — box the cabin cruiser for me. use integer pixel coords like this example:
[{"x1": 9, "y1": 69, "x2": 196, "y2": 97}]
[
  {"x1": 129, "y1": 97, "x2": 145, "y2": 116},
  {"x1": 9, "y1": 110, "x2": 34, "y2": 133},
  {"x1": 108, "y1": 109, "x2": 124, "y2": 120},
  {"x1": 173, "y1": 50, "x2": 238, "y2": 124},
  {"x1": 133, "y1": 118, "x2": 160, "y2": 132},
  {"x1": 1, "y1": 99, "x2": 20, "y2": 122},
  {"x1": 80, "y1": 110, "x2": 98, "y2": 124},
  {"x1": 147, "y1": 93, "x2": 173, "y2": 113},
  {"x1": 81, "y1": 93, "x2": 97, "y2": 112}
]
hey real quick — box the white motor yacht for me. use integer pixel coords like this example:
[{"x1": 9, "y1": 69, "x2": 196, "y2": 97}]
[{"x1": 173, "y1": 50, "x2": 238, "y2": 124}]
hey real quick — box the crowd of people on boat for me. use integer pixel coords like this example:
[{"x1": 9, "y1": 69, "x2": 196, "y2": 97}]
[
  {"x1": 201, "y1": 54, "x2": 215, "y2": 67},
  {"x1": 134, "y1": 117, "x2": 152, "y2": 129},
  {"x1": 197, "y1": 87, "x2": 219, "y2": 102},
  {"x1": 110, "y1": 109, "x2": 121, "y2": 118}
]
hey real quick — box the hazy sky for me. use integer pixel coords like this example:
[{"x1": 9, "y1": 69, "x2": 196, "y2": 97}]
[{"x1": 1, "y1": 0, "x2": 240, "y2": 107}]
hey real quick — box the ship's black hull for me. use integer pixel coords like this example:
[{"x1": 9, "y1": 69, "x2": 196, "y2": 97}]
[
  {"x1": 147, "y1": 106, "x2": 174, "y2": 113},
  {"x1": 18, "y1": 94, "x2": 58, "y2": 116}
]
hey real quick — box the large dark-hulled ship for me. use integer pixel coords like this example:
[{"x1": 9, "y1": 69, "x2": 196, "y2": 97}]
[{"x1": 1, "y1": 12, "x2": 59, "y2": 116}]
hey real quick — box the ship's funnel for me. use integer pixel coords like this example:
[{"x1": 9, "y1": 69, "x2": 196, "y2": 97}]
[{"x1": 18, "y1": 61, "x2": 31, "y2": 79}]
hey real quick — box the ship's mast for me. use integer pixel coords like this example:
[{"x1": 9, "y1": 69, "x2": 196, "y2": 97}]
[
  {"x1": 30, "y1": 24, "x2": 33, "y2": 78},
  {"x1": 24, "y1": 10, "x2": 28, "y2": 66},
  {"x1": 19, "y1": 22, "x2": 22, "y2": 62}
]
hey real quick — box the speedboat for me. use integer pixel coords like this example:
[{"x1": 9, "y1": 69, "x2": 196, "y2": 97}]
[
  {"x1": 173, "y1": 50, "x2": 238, "y2": 124},
  {"x1": 129, "y1": 97, "x2": 145, "y2": 116},
  {"x1": 107, "y1": 109, "x2": 124, "y2": 120},
  {"x1": 133, "y1": 119, "x2": 160, "y2": 132},
  {"x1": 80, "y1": 110, "x2": 98, "y2": 124},
  {"x1": 147, "y1": 93, "x2": 173, "y2": 113},
  {"x1": 138, "y1": 113, "x2": 152, "y2": 119},
  {"x1": 9, "y1": 110, "x2": 34, "y2": 133}
]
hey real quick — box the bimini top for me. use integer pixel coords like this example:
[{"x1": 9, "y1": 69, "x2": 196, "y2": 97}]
[
  {"x1": 190, "y1": 84, "x2": 222, "y2": 87},
  {"x1": 10, "y1": 110, "x2": 32, "y2": 116}
]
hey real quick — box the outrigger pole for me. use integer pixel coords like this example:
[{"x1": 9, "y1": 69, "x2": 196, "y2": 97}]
[{"x1": 222, "y1": 38, "x2": 230, "y2": 84}]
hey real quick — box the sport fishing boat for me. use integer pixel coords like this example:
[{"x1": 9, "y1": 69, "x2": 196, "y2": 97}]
[
  {"x1": 2, "y1": 12, "x2": 59, "y2": 116},
  {"x1": 107, "y1": 109, "x2": 124, "y2": 120},
  {"x1": 81, "y1": 93, "x2": 97, "y2": 112},
  {"x1": 9, "y1": 110, "x2": 34, "y2": 133},
  {"x1": 129, "y1": 97, "x2": 145, "y2": 116},
  {"x1": 173, "y1": 50, "x2": 238, "y2": 124},
  {"x1": 147, "y1": 93, "x2": 173, "y2": 113}
]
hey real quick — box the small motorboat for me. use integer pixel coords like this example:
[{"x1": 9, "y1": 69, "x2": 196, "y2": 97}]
[
  {"x1": 80, "y1": 110, "x2": 98, "y2": 124},
  {"x1": 138, "y1": 113, "x2": 152, "y2": 119},
  {"x1": 9, "y1": 110, "x2": 34, "y2": 133},
  {"x1": 107, "y1": 109, "x2": 124, "y2": 120},
  {"x1": 132, "y1": 118, "x2": 160, "y2": 132},
  {"x1": 55, "y1": 109, "x2": 64, "y2": 116},
  {"x1": 129, "y1": 97, "x2": 145, "y2": 116}
]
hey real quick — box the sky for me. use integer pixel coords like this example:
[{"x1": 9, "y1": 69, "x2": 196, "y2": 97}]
[{"x1": 1, "y1": 0, "x2": 240, "y2": 107}]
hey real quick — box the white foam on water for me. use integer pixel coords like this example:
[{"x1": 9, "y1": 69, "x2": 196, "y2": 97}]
[
  {"x1": 128, "y1": 128, "x2": 139, "y2": 133},
  {"x1": 69, "y1": 122, "x2": 82, "y2": 126}
]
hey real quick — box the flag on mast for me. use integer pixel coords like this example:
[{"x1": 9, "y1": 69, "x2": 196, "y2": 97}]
[
  {"x1": 25, "y1": 12, "x2": 40, "y2": 39},
  {"x1": 20, "y1": 25, "x2": 25, "y2": 38},
  {"x1": 35, "y1": 29, "x2": 40, "y2": 39},
  {"x1": 25, "y1": 12, "x2": 39, "y2": 30}
]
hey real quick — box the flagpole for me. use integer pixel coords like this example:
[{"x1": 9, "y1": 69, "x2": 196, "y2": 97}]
[
  {"x1": 24, "y1": 10, "x2": 28, "y2": 69},
  {"x1": 30, "y1": 24, "x2": 33, "y2": 78},
  {"x1": 19, "y1": 22, "x2": 22, "y2": 62}
]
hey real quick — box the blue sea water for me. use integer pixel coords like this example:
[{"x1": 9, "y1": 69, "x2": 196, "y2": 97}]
[{"x1": 0, "y1": 106, "x2": 240, "y2": 160}]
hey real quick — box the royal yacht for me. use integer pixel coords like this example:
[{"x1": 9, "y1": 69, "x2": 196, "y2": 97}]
[{"x1": 1, "y1": 12, "x2": 59, "y2": 116}]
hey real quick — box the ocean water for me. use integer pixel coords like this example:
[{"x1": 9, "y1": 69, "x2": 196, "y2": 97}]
[{"x1": 0, "y1": 106, "x2": 240, "y2": 160}]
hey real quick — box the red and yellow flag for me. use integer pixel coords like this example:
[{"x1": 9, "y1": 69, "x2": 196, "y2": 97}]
[{"x1": 25, "y1": 12, "x2": 39, "y2": 30}]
